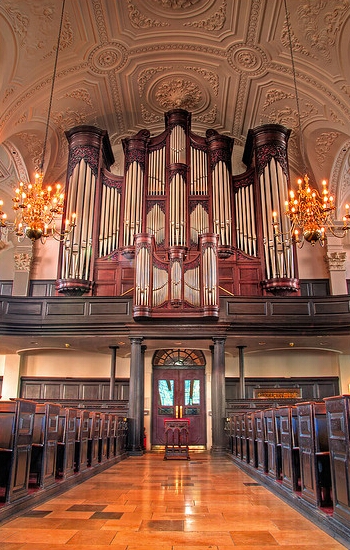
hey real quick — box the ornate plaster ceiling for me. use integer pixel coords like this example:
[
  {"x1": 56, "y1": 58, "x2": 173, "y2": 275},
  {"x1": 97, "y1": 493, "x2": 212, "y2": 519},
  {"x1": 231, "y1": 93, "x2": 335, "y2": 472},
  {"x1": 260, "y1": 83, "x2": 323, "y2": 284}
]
[{"x1": 1, "y1": 0, "x2": 350, "y2": 217}]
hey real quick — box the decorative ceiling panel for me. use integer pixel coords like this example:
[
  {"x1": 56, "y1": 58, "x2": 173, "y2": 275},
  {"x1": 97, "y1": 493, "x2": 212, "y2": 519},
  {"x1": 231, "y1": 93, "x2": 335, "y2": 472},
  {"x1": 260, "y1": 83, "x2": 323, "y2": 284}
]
[{"x1": 0, "y1": 0, "x2": 349, "y2": 209}]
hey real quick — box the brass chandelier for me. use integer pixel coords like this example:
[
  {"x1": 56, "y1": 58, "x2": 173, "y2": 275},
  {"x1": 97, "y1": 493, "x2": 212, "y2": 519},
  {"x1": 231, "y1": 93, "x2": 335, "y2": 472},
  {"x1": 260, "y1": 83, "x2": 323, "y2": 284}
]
[
  {"x1": 282, "y1": 0, "x2": 349, "y2": 246},
  {"x1": 0, "y1": 0, "x2": 75, "y2": 243}
]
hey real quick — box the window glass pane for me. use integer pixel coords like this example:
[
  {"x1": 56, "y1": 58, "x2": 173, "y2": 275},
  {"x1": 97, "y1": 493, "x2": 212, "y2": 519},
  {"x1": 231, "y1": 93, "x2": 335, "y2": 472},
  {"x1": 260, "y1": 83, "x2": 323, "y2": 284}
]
[
  {"x1": 184, "y1": 379, "x2": 200, "y2": 405},
  {"x1": 158, "y1": 379, "x2": 174, "y2": 406}
]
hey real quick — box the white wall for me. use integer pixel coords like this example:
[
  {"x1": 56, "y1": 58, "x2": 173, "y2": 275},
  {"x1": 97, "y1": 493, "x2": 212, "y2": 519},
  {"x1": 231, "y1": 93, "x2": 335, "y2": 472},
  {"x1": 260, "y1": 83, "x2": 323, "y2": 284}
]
[
  {"x1": 20, "y1": 350, "x2": 130, "y2": 378},
  {"x1": 296, "y1": 245, "x2": 329, "y2": 279},
  {"x1": 225, "y1": 349, "x2": 340, "y2": 378}
]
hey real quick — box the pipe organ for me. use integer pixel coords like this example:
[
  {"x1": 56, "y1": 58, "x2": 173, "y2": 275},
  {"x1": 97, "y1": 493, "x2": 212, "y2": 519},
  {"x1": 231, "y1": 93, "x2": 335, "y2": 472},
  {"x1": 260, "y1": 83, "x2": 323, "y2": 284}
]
[{"x1": 56, "y1": 110, "x2": 299, "y2": 316}]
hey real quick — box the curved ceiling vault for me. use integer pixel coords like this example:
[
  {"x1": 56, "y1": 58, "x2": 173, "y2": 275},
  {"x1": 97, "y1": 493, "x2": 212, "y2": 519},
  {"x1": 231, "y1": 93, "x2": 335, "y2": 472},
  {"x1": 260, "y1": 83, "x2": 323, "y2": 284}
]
[{"x1": 0, "y1": 0, "x2": 350, "y2": 213}]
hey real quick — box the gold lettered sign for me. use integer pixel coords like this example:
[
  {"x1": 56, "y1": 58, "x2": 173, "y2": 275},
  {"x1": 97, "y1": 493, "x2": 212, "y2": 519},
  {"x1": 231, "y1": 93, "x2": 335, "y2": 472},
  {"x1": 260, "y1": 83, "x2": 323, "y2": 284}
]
[{"x1": 253, "y1": 388, "x2": 301, "y2": 399}]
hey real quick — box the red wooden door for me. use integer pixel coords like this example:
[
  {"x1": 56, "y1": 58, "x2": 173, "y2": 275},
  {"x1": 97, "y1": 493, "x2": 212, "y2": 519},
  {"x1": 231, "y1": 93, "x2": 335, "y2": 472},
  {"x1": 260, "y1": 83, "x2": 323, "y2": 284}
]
[{"x1": 152, "y1": 367, "x2": 206, "y2": 447}]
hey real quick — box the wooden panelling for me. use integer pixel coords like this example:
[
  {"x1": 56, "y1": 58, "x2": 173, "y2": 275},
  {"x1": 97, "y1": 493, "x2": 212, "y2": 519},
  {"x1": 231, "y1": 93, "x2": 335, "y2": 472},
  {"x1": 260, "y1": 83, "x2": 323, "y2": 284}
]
[
  {"x1": 271, "y1": 301, "x2": 311, "y2": 315},
  {"x1": 226, "y1": 377, "x2": 339, "y2": 403},
  {"x1": 20, "y1": 377, "x2": 130, "y2": 402},
  {"x1": 89, "y1": 301, "x2": 130, "y2": 315},
  {"x1": 226, "y1": 300, "x2": 267, "y2": 316},
  {"x1": 7, "y1": 301, "x2": 43, "y2": 315},
  {"x1": 46, "y1": 302, "x2": 86, "y2": 316},
  {"x1": 300, "y1": 279, "x2": 330, "y2": 297},
  {"x1": 222, "y1": 296, "x2": 350, "y2": 326},
  {"x1": 29, "y1": 281, "x2": 56, "y2": 296},
  {"x1": 0, "y1": 281, "x2": 13, "y2": 296},
  {"x1": 314, "y1": 301, "x2": 350, "y2": 315}
]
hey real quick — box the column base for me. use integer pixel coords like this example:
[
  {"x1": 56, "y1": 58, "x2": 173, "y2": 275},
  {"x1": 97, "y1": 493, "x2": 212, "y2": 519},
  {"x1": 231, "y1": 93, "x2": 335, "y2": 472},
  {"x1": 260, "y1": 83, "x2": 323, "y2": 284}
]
[
  {"x1": 210, "y1": 445, "x2": 226, "y2": 455},
  {"x1": 128, "y1": 447, "x2": 144, "y2": 456}
]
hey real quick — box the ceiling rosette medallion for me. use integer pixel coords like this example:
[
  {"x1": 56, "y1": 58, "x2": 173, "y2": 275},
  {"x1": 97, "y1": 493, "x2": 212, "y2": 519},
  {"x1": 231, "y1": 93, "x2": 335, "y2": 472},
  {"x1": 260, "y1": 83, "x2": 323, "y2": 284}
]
[
  {"x1": 227, "y1": 44, "x2": 268, "y2": 77},
  {"x1": 155, "y1": 77, "x2": 203, "y2": 110},
  {"x1": 88, "y1": 43, "x2": 128, "y2": 74},
  {"x1": 150, "y1": 0, "x2": 201, "y2": 8}
]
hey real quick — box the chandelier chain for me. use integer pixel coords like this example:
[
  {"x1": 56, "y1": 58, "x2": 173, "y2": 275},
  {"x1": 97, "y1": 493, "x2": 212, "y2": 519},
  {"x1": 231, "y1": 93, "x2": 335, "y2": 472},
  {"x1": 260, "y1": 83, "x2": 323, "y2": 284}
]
[
  {"x1": 40, "y1": 0, "x2": 66, "y2": 173},
  {"x1": 283, "y1": 0, "x2": 307, "y2": 176}
]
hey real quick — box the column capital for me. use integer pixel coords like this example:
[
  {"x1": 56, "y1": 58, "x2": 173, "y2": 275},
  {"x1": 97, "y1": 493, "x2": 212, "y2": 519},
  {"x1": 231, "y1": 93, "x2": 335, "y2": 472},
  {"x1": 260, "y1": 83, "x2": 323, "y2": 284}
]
[
  {"x1": 129, "y1": 336, "x2": 144, "y2": 345},
  {"x1": 212, "y1": 336, "x2": 226, "y2": 345},
  {"x1": 326, "y1": 251, "x2": 347, "y2": 271}
]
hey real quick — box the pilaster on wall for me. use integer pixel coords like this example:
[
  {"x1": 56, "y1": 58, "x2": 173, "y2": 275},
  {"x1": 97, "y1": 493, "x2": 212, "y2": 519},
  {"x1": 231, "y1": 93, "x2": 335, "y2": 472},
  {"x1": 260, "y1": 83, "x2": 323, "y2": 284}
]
[
  {"x1": 1, "y1": 354, "x2": 22, "y2": 400},
  {"x1": 325, "y1": 236, "x2": 348, "y2": 295},
  {"x1": 338, "y1": 355, "x2": 350, "y2": 394},
  {"x1": 12, "y1": 244, "x2": 33, "y2": 296}
]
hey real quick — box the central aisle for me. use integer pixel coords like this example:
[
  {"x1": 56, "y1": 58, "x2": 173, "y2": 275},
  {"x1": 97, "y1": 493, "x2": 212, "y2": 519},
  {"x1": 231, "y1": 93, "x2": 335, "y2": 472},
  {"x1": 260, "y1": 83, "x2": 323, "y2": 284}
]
[{"x1": 0, "y1": 452, "x2": 347, "y2": 549}]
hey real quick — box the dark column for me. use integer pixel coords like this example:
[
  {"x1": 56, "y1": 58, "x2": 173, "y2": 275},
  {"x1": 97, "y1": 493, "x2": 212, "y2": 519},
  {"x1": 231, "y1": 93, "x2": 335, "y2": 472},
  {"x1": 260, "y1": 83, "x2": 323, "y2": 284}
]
[
  {"x1": 109, "y1": 346, "x2": 119, "y2": 400},
  {"x1": 237, "y1": 346, "x2": 246, "y2": 399},
  {"x1": 128, "y1": 336, "x2": 144, "y2": 455},
  {"x1": 140, "y1": 345, "x2": 147, "y2": 450},
  {"x1": 211, "y1": 337, "x2": 226, "y2": 454}
]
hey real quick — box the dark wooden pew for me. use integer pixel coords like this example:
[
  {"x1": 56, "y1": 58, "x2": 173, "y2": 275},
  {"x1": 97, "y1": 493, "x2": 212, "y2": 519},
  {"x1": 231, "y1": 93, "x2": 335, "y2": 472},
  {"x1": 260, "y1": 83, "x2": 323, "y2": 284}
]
[
  {"x1": 235, "y1": 413, "x2": 244, "y2": 460},
  {"x1": 232, "y1": 413, "x2": 242, "y2": 458},
  {"x1": 87, "y1": 411, "x2": 102, "y2": 467},
  {"x1": 255, "y1": 410, "x2": 268, "y2": 473},
  {"x1": 296, "y1": 401, "x2": 332, "y2": 507},
  {"x1": 264, "y1": 408, "x2": 282, "y2": 481},
  {"x1": 108, "y1": 413, "x2": 118, "y2": 458},
  {"x1": 277, "y1": 405, "x2": 300, "y2": 491},
  {"x1": 240, "y1": 413, "x2": 248, "y2": 462},
  {"x1": 56, "y1": 407, "x2": 78, "y2": 479},
  {"x1": 99, "y1": 413, "x2": 109, "y2": 463},
  {"x1": 246, "y1": 411, "x2": 257, "y2": 468},
  {"x1": 74, "y1": 409, "x2": 90, "y2": 472},
  {"x1": 29, "y1": 402, "x2": 60, "y2": 489},
  {"x1": 228, "y1": 414, "x2": 236, "y2": 456},
  {"x1": 0, "y1": 399, "x2": 36, "y2": 503},
  {"x1": 116, "y1": 416, "x2": 128, "y2": 455},
  {"x1": 325, "y1": 394, "x2": 350, "y2": 524}
]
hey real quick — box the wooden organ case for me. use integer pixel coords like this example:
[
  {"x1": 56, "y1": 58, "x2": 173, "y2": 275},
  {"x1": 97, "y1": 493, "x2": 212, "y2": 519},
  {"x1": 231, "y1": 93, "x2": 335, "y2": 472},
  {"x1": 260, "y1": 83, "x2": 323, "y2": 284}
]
[{"x1": 56, "y1": 109, "x2": 299, "y2": 318}]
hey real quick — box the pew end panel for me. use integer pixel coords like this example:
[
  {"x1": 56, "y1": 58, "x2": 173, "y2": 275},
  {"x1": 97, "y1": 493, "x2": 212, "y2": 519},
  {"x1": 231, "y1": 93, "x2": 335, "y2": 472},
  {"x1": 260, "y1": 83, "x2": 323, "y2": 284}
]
[
  {"x1": 278, "y1": 406, "x2": 300, "y2": 492},
  {"x1": 296, "y1": 401, "x2": 332, "y2": 508},
  {"x1": 325, "y1": 394, "x2": 350, "y2": 524},
  {"x1": 29, "y1": 403, "x2": 60, "y2": 489},
  {"x1": 75, "y1": 409, "x2": 90, "y2": 472},
  {"x1": 0, "y1": 400, "x2": 36, "y2": 503},
  {"x1": 255, "y1": 410, "x2": 268, "y2": 474}
]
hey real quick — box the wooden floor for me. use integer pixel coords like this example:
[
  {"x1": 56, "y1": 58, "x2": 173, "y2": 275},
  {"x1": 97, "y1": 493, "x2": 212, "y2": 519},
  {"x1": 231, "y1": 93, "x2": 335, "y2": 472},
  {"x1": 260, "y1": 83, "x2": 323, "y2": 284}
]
[{"x1": 0, "y1": 451, "x2": 347, "y2": 549}]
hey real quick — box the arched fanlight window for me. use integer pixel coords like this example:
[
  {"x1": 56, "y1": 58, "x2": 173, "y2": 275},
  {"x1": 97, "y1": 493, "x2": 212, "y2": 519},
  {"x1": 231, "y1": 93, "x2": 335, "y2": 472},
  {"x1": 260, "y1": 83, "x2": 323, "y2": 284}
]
[{"x1": 153, "y1": 348, "x2": 206, "y2": 367}]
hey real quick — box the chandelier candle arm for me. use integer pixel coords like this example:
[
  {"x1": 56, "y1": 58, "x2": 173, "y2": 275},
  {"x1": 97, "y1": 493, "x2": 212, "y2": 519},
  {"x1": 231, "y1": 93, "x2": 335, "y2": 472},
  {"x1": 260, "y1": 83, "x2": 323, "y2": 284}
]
[{"x1": 284, "y1": 175, "x2": 349, "y2": 247}]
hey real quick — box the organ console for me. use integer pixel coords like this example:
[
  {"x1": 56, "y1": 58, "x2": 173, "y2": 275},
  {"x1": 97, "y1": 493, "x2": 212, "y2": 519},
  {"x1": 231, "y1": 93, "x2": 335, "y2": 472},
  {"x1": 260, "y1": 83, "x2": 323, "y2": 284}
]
[{"x1": 56, "y1": 109, "x2": 300, "y2": 316}]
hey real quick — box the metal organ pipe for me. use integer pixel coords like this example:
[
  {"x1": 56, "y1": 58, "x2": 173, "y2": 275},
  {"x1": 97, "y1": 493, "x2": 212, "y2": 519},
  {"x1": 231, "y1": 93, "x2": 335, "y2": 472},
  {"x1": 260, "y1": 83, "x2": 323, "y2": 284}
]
[
  {"x1": 212, "y1": 161, "x2": 231, "y2": 247},
  {"x1": 170, "y1": 125, "x2": 186, "y2": 164},
  {"x1": 152, "y1": 265, "x2": 168, "y2": 307},
  {"x1": 134, "y1": 237, "x2": 151, "y2": 312},
  {"x1": 147, "y1": 204, "x2": 165, "y2": 245},
  {"x1": 190, "y1": 147, "x2": 208, "y2": 195},
  {"x1": 62, "y1": 161, "x2": 79, "y2": 279},
  {"x1": 81, "y1": 164, "x2": 94, "y2": 280},
  {"x1": 61, "y1": 159, "x2": 96, "y2": 280},
  {"x1": 171, "y1": 260, "x2": 182, "y2": 302},
  {"x1": 249, "y1": 184, "x2": 257, "y2": 255},
  {"x1": 259, "y1": 156, "x2": 295, "y2": 279},
  {"x1": 190, "y1": 204, "x2": 209, "y2": 245},
  {"x1": 123, "y1": 161, "x2": 144, "y2": 247},
  {"x1": 99, "y1": 183, "x2": 121, "y2": 257},
  {"x1": 148, "y1": 148, "x2": 165, "y2": 195},
  {"x1": 184, "y1": 265, "x2": 200, "y2": 306},
  {"x1": 169, "y1": 174, "x2": 186, "y2": 247}
]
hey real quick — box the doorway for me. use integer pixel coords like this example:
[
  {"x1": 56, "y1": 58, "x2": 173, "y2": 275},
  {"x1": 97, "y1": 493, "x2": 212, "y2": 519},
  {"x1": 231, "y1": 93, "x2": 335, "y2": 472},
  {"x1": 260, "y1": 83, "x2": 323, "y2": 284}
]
[{"x1": 151, "y1": 349, "x2": 206, "y2": 447}]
